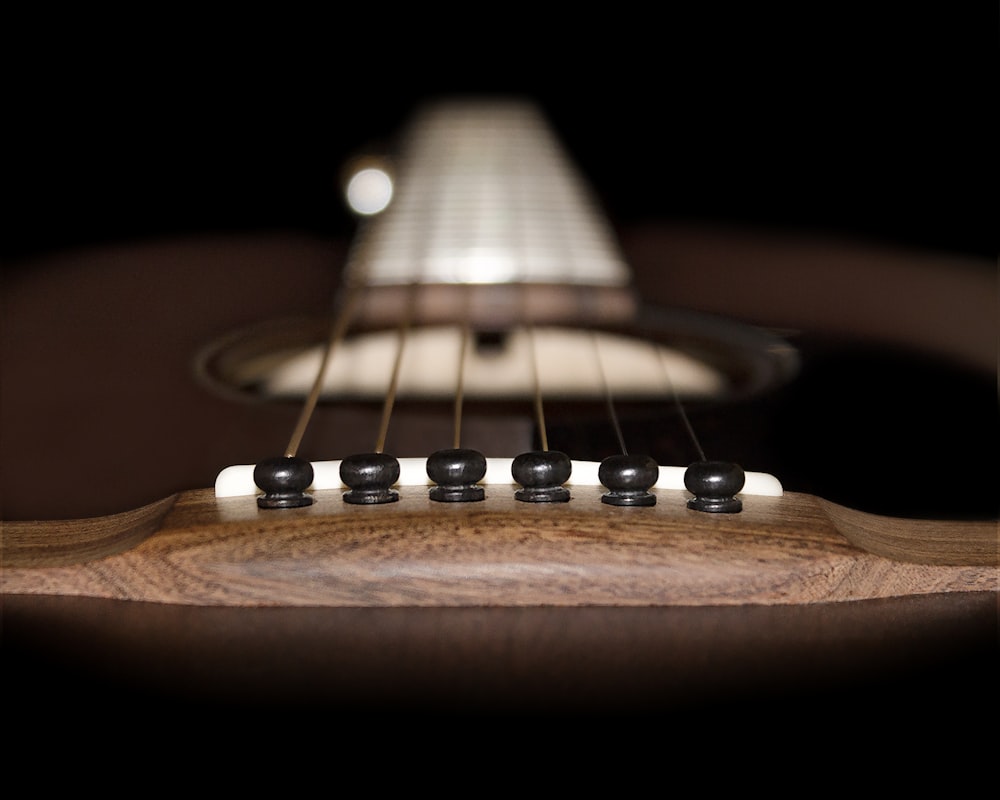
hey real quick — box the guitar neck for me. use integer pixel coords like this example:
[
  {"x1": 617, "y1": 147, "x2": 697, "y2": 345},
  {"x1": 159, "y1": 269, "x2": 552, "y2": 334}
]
[
  {"x1": 342, "y1": 99, "x2": 639, "y2": 330},
  {"x1": 347, "y1": 99, "x2": 632, "y2": 289}
]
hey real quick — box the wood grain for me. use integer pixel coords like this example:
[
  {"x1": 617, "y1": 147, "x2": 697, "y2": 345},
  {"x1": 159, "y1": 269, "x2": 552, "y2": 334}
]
[
  {"x1": 2, "y1": 495, "x2": 177, "y2": 567},
  {"x1": 3, "y1": 485, "x2": 995, "y2": 607}
]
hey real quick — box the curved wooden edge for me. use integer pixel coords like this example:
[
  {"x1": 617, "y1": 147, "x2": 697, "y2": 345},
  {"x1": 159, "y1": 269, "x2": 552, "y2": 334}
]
[
  {"x1": 816, "y1": 498, "x2": 999, "y2": 567},
  {"x1": 3, "y1": 488, "x2": 993, "y2": 571},
  {"x1": 1, "y1": 487, "x2": 996, "y2": 607},
  {"x1": 1, "y1": 495, "x2": 178, "y2": 568}
]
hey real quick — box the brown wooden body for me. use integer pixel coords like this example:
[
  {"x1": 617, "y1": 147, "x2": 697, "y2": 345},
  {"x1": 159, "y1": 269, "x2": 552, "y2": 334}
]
[
  {"x1": 3, "y1": 486, "x2": 996, "y2": 606},
  {"x1": 3, "y1": 228, "x2": 996, "y2": 716}
]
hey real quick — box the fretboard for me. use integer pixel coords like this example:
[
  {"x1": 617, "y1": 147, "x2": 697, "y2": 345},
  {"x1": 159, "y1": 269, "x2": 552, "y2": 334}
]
[{"x1": 345, "y1": 99, "x2": 632, "y2": 290}]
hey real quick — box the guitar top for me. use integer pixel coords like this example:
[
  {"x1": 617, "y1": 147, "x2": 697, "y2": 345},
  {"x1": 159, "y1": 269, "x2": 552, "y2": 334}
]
[{"x1": 3, "y1": 96, "x2": 995, "y2": 719}]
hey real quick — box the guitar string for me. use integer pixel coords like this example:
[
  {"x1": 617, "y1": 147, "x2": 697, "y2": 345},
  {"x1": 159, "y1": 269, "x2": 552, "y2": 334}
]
[
  {"x1": 591, "y1": 330, "x2": 629, "y2": 456},
  {"x1": 283, "y1": 109, "x2": 620, "y2": 467},
  {"x1": 451, "y1": 290, "x2": 473, "y2": 450},
  {"x1": 656, "y1": 345, "x2": 706, "y2": 462},
  {"x1": 508, "y1": 135, "x2": 553, "y2": 457},
  {"x1": 283, "y1": 286, "x2": 363, "y2": 459},
  {"x1": 369, "y1": 134, "x2": 438, "y2": 457},
  {"x1": 373, "y1": 281, "x2": 419, "y2": 454},
  {"x1": 526, "y1": 321, "x2": 550, "y2": 452},
  {"x1": 281, "y1": 206, "x2": 384, "y2": 460}
]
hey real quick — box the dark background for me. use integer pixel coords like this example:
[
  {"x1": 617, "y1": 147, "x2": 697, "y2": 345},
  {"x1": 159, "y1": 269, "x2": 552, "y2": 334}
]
[
  {"x1": 4, "y1": 5, "x2": 994, "y2": 263},
  {"x1": 3, "y1": 5, "x2": 996, "y2": 519},
  {"x1": 2, "y1": 7, "x2": 996, "y2": 739}
]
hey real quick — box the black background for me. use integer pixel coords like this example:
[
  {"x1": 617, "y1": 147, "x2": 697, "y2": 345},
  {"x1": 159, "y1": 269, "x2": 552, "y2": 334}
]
[
  {"x1": 4, "y1": 5, "x2": 994, "y2": 262},
  {"x1": 2, "y1": 6, "x2": 996, "y2": 742}
]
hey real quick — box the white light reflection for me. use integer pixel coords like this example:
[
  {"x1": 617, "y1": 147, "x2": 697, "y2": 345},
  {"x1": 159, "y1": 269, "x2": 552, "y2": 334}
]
[
  {"x1": 435, "y1": 246, "x2": 518, "y2": 283},
  {"x1": 345, "y1": 167, "x2": 394, "y2": 216}
]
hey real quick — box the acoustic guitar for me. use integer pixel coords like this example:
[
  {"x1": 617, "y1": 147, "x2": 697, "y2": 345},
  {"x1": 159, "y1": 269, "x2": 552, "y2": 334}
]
[{"x1": 2, "y1": 98, "x2": 996, "y2": 719}]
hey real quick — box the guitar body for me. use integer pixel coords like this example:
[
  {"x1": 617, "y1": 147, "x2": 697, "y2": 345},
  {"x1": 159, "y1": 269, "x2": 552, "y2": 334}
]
[
  {"x1": 4, "y1": 227, "x2": 996, "y2": 719},
  {"x1": 2, "y1": 99, "x2": 996, "y2": 721}
]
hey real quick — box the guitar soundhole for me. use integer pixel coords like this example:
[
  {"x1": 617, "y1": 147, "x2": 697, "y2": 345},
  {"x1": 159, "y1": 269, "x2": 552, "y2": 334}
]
[
  {"x1": 193, "y1": 304, "x2": 996, "y2": 520},
  {"x1": 194, "y1": 305, "x2": 798, "y2": 406}
]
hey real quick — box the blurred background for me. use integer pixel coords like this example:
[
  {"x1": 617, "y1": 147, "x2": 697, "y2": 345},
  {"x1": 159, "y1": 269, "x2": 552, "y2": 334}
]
[
  {"x1": 2, "y1": 4, "x2": 996, "y2": 521},
  {"x1": 4, "y1": 5, "x2": 994, "y2": 263},
  {"x1": 2, "y1": 6, "x2": 996, "y2": 731}
]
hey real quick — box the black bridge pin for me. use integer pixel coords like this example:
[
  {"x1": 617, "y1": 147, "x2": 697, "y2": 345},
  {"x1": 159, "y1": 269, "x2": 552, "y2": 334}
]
[
  {"x1": 684, "y1": 460, "x2": 745, "y2": 513},
  {"x1": 598, "y1": 454, "x2": 659, "y2": 507},
  {"x1": 511, "y1": 450, "x2": 572, "y2": 503},
  {"x1": 340, "y1": 452, "x2": 401, "y2": 505},
  {"x1": 426, "y1": 448, "x2": 487, "y2": 502},
  {"x1": 254, "y1": 456, "x2": 315, "y2": 509}
]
